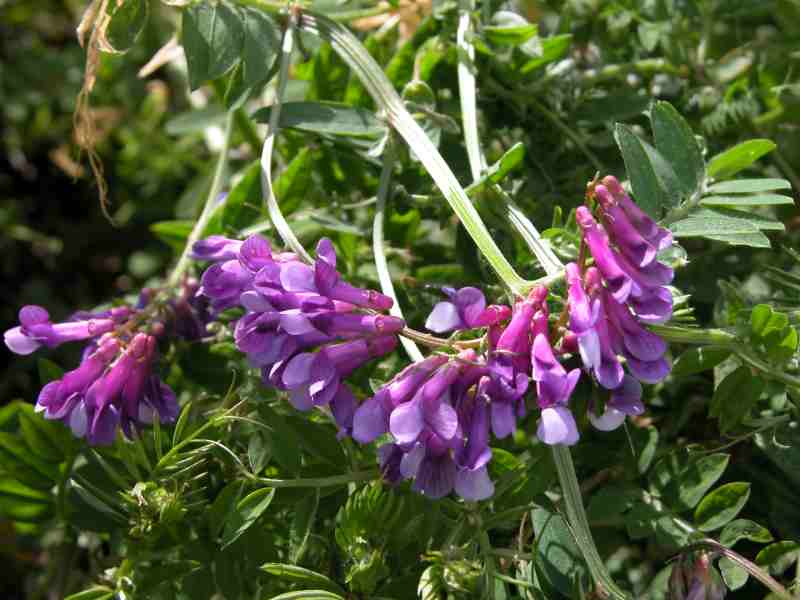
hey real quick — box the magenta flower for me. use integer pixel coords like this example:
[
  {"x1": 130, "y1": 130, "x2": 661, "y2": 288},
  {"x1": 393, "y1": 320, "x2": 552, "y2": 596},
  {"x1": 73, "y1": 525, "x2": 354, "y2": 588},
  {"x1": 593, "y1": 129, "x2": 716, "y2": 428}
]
[{"x1": 575, "y1": 207, "x2": 633, "y2": 303}]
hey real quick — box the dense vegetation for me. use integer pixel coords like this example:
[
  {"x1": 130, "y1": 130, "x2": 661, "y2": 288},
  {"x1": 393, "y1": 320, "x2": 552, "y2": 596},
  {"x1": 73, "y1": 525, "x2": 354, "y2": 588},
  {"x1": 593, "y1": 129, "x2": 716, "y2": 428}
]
[{"x1": 2, "y1": 1, "x2": 800, "y2": 599}]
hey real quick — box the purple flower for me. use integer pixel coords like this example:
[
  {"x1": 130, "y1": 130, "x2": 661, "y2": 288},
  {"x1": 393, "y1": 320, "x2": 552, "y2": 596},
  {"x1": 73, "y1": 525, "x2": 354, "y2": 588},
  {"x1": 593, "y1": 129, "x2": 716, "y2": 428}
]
[
  {"x1": 353, "y1": 354, "x2": 449, "y2": 443},
  {"x1": 36, "y1": 336, "x2": 121, "y2": 422},
  {"x1": 532, "y1": 334, "x2": 581, "y2": 446},
  {"x1": 595, "y1": 184, "x2": 657, "y2": 268},
  {"x1": 425, "y1": 287, "x2": 510, "y2": 333},
  {"x1": 4, "y1": 306, "x2": 116, "y2": 355},
  {"x1": 588, "y1": 375, "x2": 644, "y2": 431},
  {"x1": 454, "y1": 381, "x2": 494, "y2": 500},
  {"x1": 601, "y1": 176, "x2": 673, "y2": 251},
  {"x1": 190, "y1": 235, "x2": 244, "y2": 262},
  {"x1": 485, "y1": 292, "x2": 540, "y2": 438},
  {"x1": 576, "y1": 207, "x2": 633, "y2": 303},
  {"x1": 603, "y1": 290, "x2": 667, "y2": 363},
  {"x1": 313, "y1": 239, "x2": 394, "y2": 311}
]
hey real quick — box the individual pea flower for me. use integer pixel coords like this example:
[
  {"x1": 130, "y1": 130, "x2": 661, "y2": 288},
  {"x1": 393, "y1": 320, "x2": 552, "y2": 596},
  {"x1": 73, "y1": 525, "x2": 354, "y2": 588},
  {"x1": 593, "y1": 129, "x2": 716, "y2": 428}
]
[
  {"x1": 594, "y1": 183, "x2": 657, "y2": 268},
  {"x1": 4, "y1": 305, "x2": 124, "y2": 355},
  {"x1": 190, "y1": 235, "x2": 244, "y2": 262},
  {"x1": 425, "y1": 286, "x2": 511, "y2": 334},
  {"x1": 588, "y1": 375, "x2": 644, "y2": 431},
  {"x1": 484, "y1": 288, "x2": 545, "y2": 438},
  {"x1": 575, "y1": 206, "x2": 633, "y2": 303},
  {"x1": 601, "y1": 175, "x2": 673, "y2": 252},
  {"x1": 532, "y1": 333, "x2": 581, "y2": 446},
  {"x1": 669, "y1": 552, "x2": 727, "y2": 600},
  {"x1": 352, "y1": 354, "x2": 450, "y2": 444}
]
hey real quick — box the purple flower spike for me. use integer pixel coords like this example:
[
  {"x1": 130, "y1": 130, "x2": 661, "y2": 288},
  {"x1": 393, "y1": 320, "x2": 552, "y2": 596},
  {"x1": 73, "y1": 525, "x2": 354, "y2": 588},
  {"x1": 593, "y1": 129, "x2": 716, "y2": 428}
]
[
  {"x1": 576, "y1": 207, "x2": 633, "y2": 303},
  {"x1": 425, "y1": 287, "x2": 505, "y2": 333},
  {"x1": 5, "y1": 306, "x2": 116, "y2": 355},
  {"x1": 589, "y1": 375, "x2": 643, "y2": 431},
  {"x1": 595, "y1": 185, "x2": 657, "y2": 268},
  {"x1": 602, "y1": 176, "x2": 673, "y2": 251},
  {"x1": 190, "y1": 236, "x2": 244, "y2": 262},
  {"x1": 537, "y1": 406, "x2": 579, "y2": 446}
]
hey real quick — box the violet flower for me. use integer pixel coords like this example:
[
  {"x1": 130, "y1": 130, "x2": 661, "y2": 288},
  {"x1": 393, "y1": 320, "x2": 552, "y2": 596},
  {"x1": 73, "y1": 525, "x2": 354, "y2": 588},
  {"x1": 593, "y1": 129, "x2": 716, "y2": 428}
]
[
  {"x1": 4, "y1": 305, "x2": 116, "y2": 355},
  {"x1": 532, "y1": 333, "x2": 581, "y2": 446},
  {"x1": 588, "y1": 375, "x2": 644, "y2": 431},
  {"x1": 425, "y1": 286, "x2": 510, "y2": 333},
  {"x1": 575, "y1": 207, "x2": 633, "y2": 303},
  {"x1": 601, "y1": 176, "x2": 673, "y2": 251}
]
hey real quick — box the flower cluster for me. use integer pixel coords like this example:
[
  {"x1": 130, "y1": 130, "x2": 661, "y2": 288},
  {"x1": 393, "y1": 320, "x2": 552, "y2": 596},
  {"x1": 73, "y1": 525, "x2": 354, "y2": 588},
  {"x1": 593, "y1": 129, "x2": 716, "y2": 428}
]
[
  {"x1": 192, "y1": 235, "x2": 404, "y2": 436},
  {"x1": 567, "y1": 174, "x2": 674, "y2": 432},
  {"x1": 1, "y1": 284, "x2": 206, "y2": 443}
]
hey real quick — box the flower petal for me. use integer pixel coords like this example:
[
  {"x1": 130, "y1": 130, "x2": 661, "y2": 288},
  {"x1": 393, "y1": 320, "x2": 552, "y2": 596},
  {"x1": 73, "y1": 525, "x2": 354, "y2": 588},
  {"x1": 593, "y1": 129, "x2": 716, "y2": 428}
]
[{"x1": 425, "y1": 301, "x2": 463, "y2": 333}]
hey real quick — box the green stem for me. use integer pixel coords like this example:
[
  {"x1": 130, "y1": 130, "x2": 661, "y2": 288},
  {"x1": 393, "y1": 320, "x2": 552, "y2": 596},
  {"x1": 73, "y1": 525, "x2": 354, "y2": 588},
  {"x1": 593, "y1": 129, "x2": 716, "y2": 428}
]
[
  {"x1": 235, "y1": 0, "x2": 392, "y2": 22},
  {"x1": 247, "y1": 469, "x2": 378, "y2": 488},
  {"x1": 649, "y1": 324, "x2": 737, "y2": 345},
  {"x1": 457, "y1": 0, "x2": 484, "y2": 182},
  {"x1": 373, "y1": 144, "x2": 424, "y2": 362},
  {"x1": 552, "y1": 445, "x2": 631, "y2": 599},
  {"x1": 261, "y1": 21, "x2": 313, "y2": 263},
  {"x1": 298, "y1": 10, "x2": 528, "y2": 295},
  {"x1": 682, "y1": 539, "x2": 794, "y2": 600},
  {"x1": 478, "y1": 528, "x2": 497, "y2": 600},
  {"x1": 168, "y1": 111, "x2": 235, "y2": 286}
]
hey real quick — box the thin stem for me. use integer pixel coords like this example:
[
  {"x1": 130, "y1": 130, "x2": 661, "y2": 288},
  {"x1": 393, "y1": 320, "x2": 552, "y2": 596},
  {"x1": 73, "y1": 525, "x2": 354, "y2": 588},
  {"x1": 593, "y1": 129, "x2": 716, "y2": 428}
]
[
  {"x1": 167, "y1": 111, "x2": 235, "y2": 286},
  {"x1": 247, "y1": 469, "x2": 378, "y2": 488},
  {"x1": 478, "y1": 528, "x2": 497, "y2": 600},
  {"x1": 457, "y1": 0, "x2": 484, "y2": 182},
  {"x1": 491, "y1": 548, "x2": 534, "y2": 561},
  {"x1": 299, "y1": 11, "x2": 528, "y2": 295},
  {"x1": 373, "y1": 145, "x2": 424, "y2": 362},
  {"x1": 261, "y1": 21, "x2": 313, "y2": 263},
  {"x1": 682, "y1": 539, "x2": 794, "y2": 600},
  {"x1": 650, "y1": 324, "x2": 737, "y2": 346},
  {"x1": 552, "y1": 445, "x2": 631, "y2": 599}
]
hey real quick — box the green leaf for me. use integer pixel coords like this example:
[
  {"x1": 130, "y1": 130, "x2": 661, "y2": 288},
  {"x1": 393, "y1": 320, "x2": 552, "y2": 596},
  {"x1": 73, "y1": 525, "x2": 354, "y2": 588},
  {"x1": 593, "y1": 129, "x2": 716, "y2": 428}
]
[
  {"x1": 650, "y1": 101, "x2": 704, "y2": 196},
  {"x1": 484, "y1": 11, "x2": 538, "y2": 46},
  {"x1": 755, "y1": 541, "x2": 800, "y2": 574},
  {"x1": 719, "y1": 519, "x2": 773, "y2": 547},
  {"x1": 290, "y1": 489, "x2": 319, "y2": 563},
  {"x1": 165, "y1": 106, "x2": 227, "y2": 135},
  {"x1": 221, "y1": 487, "x2": 276, "y2": 548},
  {"x1": 705, "y1": 178, "x2": 791, "y2": 194},
  {"x1": 253, "y1": 102, "x2": 385, "y2": 138},
  {"x1": 751, "y1": 304, "x2": 774, "y2": 336},
  {"x1": 704, "y1": 231, "x2": 772, "y2": 248},
  {"x1": 649, "y1": 452, "x2": 730, "y2": 511},
  {"x1": 105, "y1": 0, "x2": 148, "y2": 52},
  {"x1": 267, "y1": 591, "x2": 345, "y2": 600},
  {"x1": 247, "y1": 431, "x2": 271, "y2": 475},
  {"x1": 0, "y1": 432, "x2": 59, "y2": 482},
  {"x1": 261, "y1": 564, "x2": 346, "y2": 595},
  {"x1": 203, "y1": 160, "x2": 262, "y2": 236},
  {"x1": 531, "y1": 507, "x2": 588, "y2": 596},
  {"x1": 209, "y1": 480, "x2": 245, "y2": 540},
  {"x1": 700, "y1": 193, "x2": 794, "y2": 206},
  {"x1": 711, "y1": 366, "x2": 765, "y2": 432},
  {"x1": 718, "y1": 556, "x2": 748, "y2": 591},
  {"x1": 64, "y1": 587, "x2": 115, "y2": 600},
  {"x1": 614, "y1": 123, "x2": 681, "y2": 217},
  {"x1": 18, "y1": 410, "x2": 67, "y2": 463},
  {"x1": 669, "y1": 207, "x2": 782, "y2": 242},
  {"x1": 519, "y1": 34, "x2": 571, "y2": 74},
  {"x1": 694, "y1": 482, "x2": 751, "y2": 531},
  {"x1": 672, "y1": 347, "x2": 731, "y2": 377},
  {"x1": 150, "y1": 220, "x2": 194, "y2": 252},
  {"x1": 182, "y1": 1, "x2": 245, "y2": 90},
  {"x1": 707, "y1": 139, "x2": 777, "y2": 179},
  {"x1": 241, "y1": 8, "x2": 279, "y2": 87}
]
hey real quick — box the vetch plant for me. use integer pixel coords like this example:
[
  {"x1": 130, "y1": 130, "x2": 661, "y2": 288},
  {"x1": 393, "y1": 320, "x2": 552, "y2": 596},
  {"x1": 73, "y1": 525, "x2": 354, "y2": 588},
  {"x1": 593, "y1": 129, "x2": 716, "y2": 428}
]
[{"x1": 3, "y1": 2, "x2": 800, "y2": 600}]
